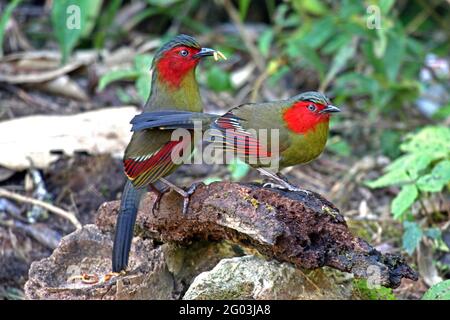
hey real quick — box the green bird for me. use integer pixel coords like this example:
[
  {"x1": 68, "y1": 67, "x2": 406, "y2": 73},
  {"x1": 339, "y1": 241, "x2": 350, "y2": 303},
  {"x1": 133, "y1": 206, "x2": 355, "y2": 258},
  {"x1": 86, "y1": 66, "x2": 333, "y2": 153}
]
[
  {"x1": 112, "y1": 34, "x2": 221, "y2": 272},
  {"x1": 129, "y1": 91, "x2": 341, "y2": 191}
]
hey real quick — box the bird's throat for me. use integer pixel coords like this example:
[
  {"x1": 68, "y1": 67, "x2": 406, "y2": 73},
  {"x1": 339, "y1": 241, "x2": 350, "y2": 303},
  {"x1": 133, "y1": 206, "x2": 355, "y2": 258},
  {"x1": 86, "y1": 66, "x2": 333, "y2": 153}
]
[{"x1": 146, "y1": 69, "x2": 203, "y2": 112}]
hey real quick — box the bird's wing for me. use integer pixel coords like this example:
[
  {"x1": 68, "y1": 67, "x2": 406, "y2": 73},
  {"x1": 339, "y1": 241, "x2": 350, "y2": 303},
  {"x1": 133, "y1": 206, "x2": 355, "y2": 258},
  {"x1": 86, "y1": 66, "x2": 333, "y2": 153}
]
[
  {"x1": 123, "y1": 130, "x2": 188, "y2": 187},
  {"x1": 211, "y1": 102, "x2": 291, "y2": 161}
]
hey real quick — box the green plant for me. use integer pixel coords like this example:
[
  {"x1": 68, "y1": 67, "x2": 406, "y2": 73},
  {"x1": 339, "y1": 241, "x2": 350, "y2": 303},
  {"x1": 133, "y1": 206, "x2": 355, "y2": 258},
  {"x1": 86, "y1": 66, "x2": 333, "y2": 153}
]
[
  {"x1": 352, "y1": 279, "x2": 396, "y2": 300},
  {"x1": 368, "y1": 125, "x2": 450, "y2": 254},
  {"x1": 422, "y1": 279, "x2": 450, "y2": 300},
  {"x1": 0, "y1": 0, "x2": 22, "y2": 57},
  {"x1": 51, "y1": 0, "x2": 103, "y2": 63},
  {"x1": 98, "y1": 54, "x2": 153, "y2": 103}
]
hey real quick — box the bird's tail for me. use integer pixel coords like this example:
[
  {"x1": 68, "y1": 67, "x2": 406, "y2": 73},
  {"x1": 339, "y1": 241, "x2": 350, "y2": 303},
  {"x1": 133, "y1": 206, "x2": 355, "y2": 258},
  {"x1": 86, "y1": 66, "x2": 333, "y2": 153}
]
[
  {"x1": 112, "y1": 180, "x2": 145, "y2": 272},
  {"x1": 130, "y1": 110, "x2": 217, "y2": 132}
]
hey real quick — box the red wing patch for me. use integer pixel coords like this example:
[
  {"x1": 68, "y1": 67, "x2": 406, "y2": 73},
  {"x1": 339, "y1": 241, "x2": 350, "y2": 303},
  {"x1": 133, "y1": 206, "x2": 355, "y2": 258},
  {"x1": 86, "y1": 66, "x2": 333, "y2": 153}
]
[
  {"x1": 212, "y1": 113, "x2": 272, "y2": 159},
  {"x1": 124, "y1": 140, "x2": 183, "y2": 187}
]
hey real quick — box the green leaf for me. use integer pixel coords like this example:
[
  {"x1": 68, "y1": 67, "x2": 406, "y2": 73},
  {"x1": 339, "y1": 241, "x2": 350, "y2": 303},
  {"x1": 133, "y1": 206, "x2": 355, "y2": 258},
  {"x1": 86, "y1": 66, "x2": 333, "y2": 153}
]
[
  {"x1": 146, "y1": 0, "x2": 181, "y2": 6},
  {"x1": 206, "y1": 65, "x2": 232, "y2": 92},
  {"x1": 352, "y1": 279, "x2": 396, "y2": 300},
  {"x1": 380, "y1": 130, "x2": 401, "y2": 159},
  {"x1": 98, "y1": 69, "x2": 140, "y2": 91},
  {"x1": 416, "y1": 160, "x2": 450, "y2": 193},
  {"x1": 379, "y1": 0, "x2": 395, "y2": 14},
  {"x1": 422, "y1": 280, "x2": 450, "y2": 300},
  {"x1": 366, "y1": 169, "x2": 411, "y2": 189},
  {"x1": 432, "y1": 103, "x2": 450, "y2": 120},
  {"x1": 286, "y1": 42, "x2": 325, "y2": 77},
  {"x1": 258, "y1": 29, "x2": 274, "y2": 57},
  {"x1": 227, "y1": 158, "x2": 250, "y2": 181},
  {"x1": 327, "y1": 136, "x2": 351, "y2": 157},
  {"x1": 400, "y1": 126, "x2": 450, "y2": 159},
  {"x1": 386, "y1": 153, "x2": 433, "y2": 180},
  {"x1": 135, "y1": 74, "x2": 151, "y2": 102},
  {"x1": 238, "y1": 0, "x2": 251, "y2": 20},
  {"x1": 402, "y1": 221, "x2": 423, "y2": 255},
  {"x1": 424, "y1": 228, "x2": 441, "y2": 240},
  {"x1": 51, "y1": 0, "x2": 103, "y2": 64},
  {"x1": 383, "y1": 29, "x2": 406, "y2": 81},
  {"x1": 293, "y1": 0, "x2": 328, "y2": 15},
  {"x1": 321, "y1": 37, "x2": 356, "y2": 89},
  {"x1": 302, "y1": 17, "x2": 335, "y2": 49},
  {"x1": 391, "y1": 184, "x2": 418, "y2": 220},
  {"x1": 93, "y1": 0, "x2": 123, "y2": 48},
  {"x1": 333, "y1": 72, "x2": 379, "y2": 96},
  {"x1": 0, "y1": 0, "x2": 22, "y2": 57},
  {"x1": 134, "y1": 54, "x2": 153, "y2": 72}
]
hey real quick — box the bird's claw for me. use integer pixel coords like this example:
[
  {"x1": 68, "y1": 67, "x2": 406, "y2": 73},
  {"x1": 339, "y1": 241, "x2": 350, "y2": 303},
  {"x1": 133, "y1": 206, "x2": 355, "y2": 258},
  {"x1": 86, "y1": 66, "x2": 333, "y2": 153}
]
[
  {"x1": 263, "y1": 182, "x2": 310, "y2": 195},
  {"x1": 181, "y1": 182, "x2": 203, "y2": 215},
  {"x1": 151, "y1": 186, "x2": 170, "y2": 214}
]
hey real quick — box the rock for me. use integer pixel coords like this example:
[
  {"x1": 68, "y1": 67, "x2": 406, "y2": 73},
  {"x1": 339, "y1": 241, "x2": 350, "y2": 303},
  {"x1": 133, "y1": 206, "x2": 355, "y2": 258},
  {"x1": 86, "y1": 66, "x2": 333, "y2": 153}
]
[
  {"x1": 163, "y1": 241, "x2": 243, "y2": 288},
  {"x1": 183, "y1": 255, "x2": 353, "y2": 300},
  {"x1": 24, "y1": 225, "x2": 175, "y2": 300}
]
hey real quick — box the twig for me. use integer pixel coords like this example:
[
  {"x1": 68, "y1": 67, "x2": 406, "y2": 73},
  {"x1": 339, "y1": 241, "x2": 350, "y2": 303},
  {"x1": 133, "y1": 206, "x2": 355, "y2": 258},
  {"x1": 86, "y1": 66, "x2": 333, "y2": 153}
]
[
  {"x1": 222, "y1": 0, "x2": 265, "y2": 73},
  {"x1": 0, "y1": 187, "x2": 81, "y2": 229}
]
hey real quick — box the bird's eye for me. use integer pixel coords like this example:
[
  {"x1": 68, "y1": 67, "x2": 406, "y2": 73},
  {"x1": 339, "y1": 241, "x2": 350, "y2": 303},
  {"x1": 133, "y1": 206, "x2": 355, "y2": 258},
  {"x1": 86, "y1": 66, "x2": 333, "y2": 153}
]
[
  {"x1": 307, "y1": 104, "x2": 316, "y2": 112},
  {"x1": 179, "y1": 49, "x2": 189, "y2": 57}
]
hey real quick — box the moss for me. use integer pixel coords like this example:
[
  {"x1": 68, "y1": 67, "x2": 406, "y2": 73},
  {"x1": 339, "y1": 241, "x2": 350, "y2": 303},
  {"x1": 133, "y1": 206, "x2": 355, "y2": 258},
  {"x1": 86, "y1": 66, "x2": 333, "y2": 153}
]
[{"x1": 322, "y1": 205, "x2": 338, "y2": 219}]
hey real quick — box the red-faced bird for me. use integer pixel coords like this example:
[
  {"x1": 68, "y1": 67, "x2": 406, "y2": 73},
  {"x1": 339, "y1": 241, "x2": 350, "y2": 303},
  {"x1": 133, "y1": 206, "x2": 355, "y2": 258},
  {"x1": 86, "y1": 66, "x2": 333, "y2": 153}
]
[{"x1": 112, "y1": 34, "x2": 221, "y2": 272}]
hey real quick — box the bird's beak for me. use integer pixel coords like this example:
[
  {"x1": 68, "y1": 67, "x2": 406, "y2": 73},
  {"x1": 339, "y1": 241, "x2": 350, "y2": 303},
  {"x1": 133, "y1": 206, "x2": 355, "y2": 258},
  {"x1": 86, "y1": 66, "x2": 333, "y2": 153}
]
[
  {"x1": 193, "y1": 47, "x2": 216, "y2": 58},
  {"x1": 320, "y1": 105, "x2": 341, "y2": 114}
]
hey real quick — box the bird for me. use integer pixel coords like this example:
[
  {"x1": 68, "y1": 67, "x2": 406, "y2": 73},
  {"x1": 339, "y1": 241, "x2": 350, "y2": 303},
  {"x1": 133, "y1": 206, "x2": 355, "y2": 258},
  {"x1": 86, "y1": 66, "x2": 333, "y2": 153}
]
[
  {"x1": 129, "y1": 91, "x2": 341, "y2": 192},
  {"x1": 112, "y1": 34, "x2": 223, "y2": 273}
]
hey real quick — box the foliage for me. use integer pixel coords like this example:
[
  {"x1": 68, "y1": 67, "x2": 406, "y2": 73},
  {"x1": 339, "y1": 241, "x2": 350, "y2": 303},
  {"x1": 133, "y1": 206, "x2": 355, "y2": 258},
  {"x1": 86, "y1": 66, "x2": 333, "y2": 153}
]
[
  {"x1": 98, "y1": 54, "x2": 153, "y2": 103},
  {"x1": 260, "y1": 0, "x2": 430, "y2": 114},
  {"x1": 352, "y1": 279, "x2": 396, "y2": 300},
  {"x1": 422, "y1": 279, "x2": 450, "y2": 300},
  {"x1": 51, "y1": 0, "x2": 103, "y2": 64},
  {"x1": 0, "y1": 0, "x2": 22, "y2": 57},
  {"x1": 368, "y1": 126, "x2": 450, "y2": 218},
  {"x1": 368, "y1": 126, "x2": 450, "y2": 255}
]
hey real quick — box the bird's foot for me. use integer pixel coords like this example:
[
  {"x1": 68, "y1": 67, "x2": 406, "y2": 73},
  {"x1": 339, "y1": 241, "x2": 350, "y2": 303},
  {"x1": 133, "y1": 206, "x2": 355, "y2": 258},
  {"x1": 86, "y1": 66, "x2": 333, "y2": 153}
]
[
  {"x1": 149, "y1": 184, "x2": 170, "y2": 214},
  {"x1": 263, "y1": 182, "x2": 310, "y2": 195},
  {"x1": 181, "y1": 182, "x2": 203, "y2": 215},
  {"x1": 159, "y1": 178, "x2": 204, "y2": 215}
]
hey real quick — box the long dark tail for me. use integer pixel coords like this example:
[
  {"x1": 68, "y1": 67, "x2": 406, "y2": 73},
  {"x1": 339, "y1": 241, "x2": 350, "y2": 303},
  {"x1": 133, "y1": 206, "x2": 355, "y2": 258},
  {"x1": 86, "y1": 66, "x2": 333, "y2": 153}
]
[{"x1": 112, "y1": 180, "x2": 145, "y2": 272}]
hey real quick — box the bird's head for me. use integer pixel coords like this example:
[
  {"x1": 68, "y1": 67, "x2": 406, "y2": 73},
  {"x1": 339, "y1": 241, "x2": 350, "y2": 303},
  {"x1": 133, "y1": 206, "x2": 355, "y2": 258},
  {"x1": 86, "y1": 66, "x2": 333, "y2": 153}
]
[
  {"x1": 283, "y1": 91, "x2": 340, "y2": 134},
  {"x1": 152, "y1": 34, "x2": 217, "y2": 88}
]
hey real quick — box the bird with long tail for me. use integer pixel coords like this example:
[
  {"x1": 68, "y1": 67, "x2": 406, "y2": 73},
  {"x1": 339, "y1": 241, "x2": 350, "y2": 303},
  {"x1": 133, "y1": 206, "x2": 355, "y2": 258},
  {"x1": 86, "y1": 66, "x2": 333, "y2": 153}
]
[{"x1": 112, "y1": 34, "x2": 226, "y2": 273}]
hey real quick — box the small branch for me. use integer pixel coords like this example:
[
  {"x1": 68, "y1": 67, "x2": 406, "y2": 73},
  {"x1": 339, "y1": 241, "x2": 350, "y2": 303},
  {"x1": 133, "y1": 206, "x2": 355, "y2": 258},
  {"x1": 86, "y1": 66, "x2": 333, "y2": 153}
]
[
  {"x1": 0, "y1": 187, "x2": 82, "y2": 229},
  {"x1": 222, "y1": 0, "x2": 265, "y2": 73}
]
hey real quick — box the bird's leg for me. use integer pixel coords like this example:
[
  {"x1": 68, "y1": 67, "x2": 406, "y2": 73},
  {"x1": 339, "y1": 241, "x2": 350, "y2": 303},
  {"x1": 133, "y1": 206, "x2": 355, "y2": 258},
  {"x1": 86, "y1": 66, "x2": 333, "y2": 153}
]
[
  {"x1": 257, "y1": 168, "x2": 310, "y2": 195},
  {"x1": 148, "y1": 183, "x2": 170, "y2": 214},
  {"x1": 159, "y1": 178, "x2": 203, "y2": 215}
]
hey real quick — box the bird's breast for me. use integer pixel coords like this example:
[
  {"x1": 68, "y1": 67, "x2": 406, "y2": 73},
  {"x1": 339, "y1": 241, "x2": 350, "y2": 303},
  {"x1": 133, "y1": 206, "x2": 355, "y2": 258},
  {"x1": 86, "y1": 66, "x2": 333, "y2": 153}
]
[{"x1": 279, "y1": 121, "x2": 329, "y2": 168}]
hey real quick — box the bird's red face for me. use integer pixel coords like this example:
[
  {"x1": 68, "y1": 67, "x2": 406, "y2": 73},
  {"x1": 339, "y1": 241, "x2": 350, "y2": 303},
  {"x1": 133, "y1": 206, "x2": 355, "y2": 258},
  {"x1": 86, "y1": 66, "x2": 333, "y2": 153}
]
[
  {"x1": 156, "y1": 46, "x2": 210, "y2": 88},
  {"x1": 283, "y1": 101, "x2": 340, "y2": 134}
]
